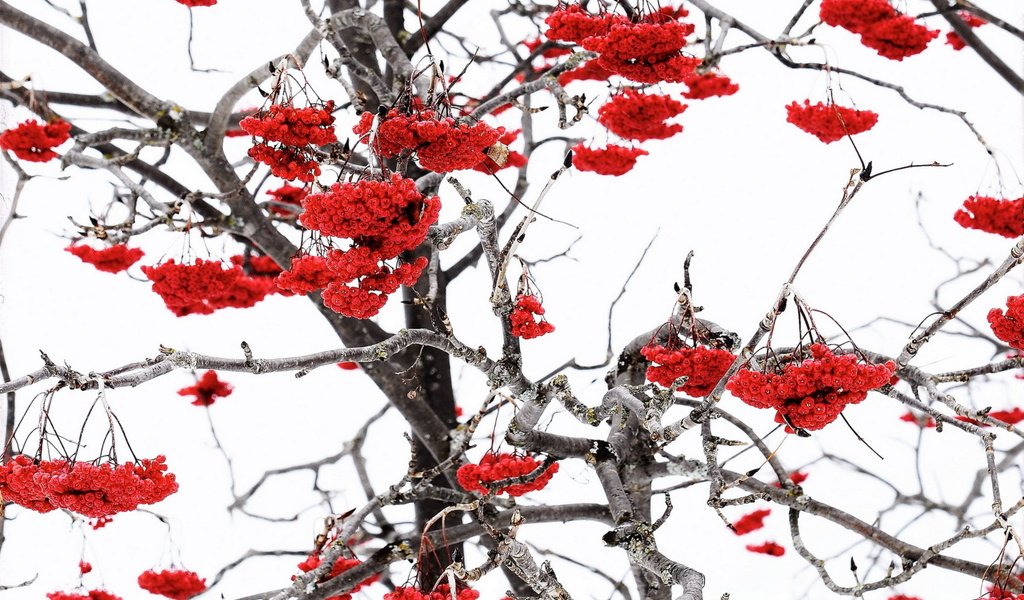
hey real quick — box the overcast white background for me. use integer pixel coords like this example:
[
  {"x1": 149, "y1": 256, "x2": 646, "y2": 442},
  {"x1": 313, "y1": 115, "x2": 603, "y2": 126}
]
[{"x1": 2, "y1": 1, "x2": 1024, "y2": 599}]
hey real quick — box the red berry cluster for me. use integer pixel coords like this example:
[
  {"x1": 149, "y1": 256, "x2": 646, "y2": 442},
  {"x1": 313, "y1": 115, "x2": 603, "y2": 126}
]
[
  {"x1": 946, "y1": 11, "x2": 987, "y2": 50},
  {"x1": 66, "y1": 244, "x2": 145, "y2": 273},
  {"x1": 137, "y1": 569, "x2": 207, "y2": 600},
  {"x1": 47, "y1": 591, "x2": 122, "y2": 600},
  {"x1": 473, "y1": 129, "x2": 527, "y2": 174},
  {"x1": 732, "y1": 508, "x2": 771, "y2": 535},
  {"x1": 240, "y1": 101, "x2": 336, "y2": 182},
  {"x1": 385, "y1": 586, "x2": 479, "y2": 600},
  {"x1": 509, "y1": 294, "x2": 555, "y2": 339},
  {"x1": 294, "y1": 554, "x2": 379, "y2": 600},
  {"x1": 989, "y1": 407, "x2": 1024, "y2": 425},
  {"x1": 544, "y1": 5, "x2": 626, "y2": 43},
  {"x1": 726, "y1": 344, "x2": 895, "y2": 432},
  {"x1": 141, "y1": 258, "x2": 280, "y2": 316},
  {"x1": 745, "y1": 541, "x2": 785, "y2": 556},
  {"x1": 641, "y1": 344, "x2": 736, "y2": 397},
  {"x1": 953, "y1": 195, "x2": 1024, "y2": 238},
  {"x1": 520, "y1": 37, "x2": 572, "y2": 59},
  {"x1": 598, "y1": 90, "x2": 687, "y2": 142},
  {"x1": 266, "y1": 184, "x2": 308, "y2": 218},
  {"x1": 772, "y1": 470, "x2": 809, "y2": 487},
  {"x1": 989, "y1": 295, "x2": 1024, "y2": 350},
  {"x1": 0, "y1": 454, "x2": 178, "y2": 517},
  {"x1": 987, "y1": 575, "x2": 1024, "y2": 600},
  {"x1": 175, "y1": 0, "x2": 216, "y2": 6},
  {"x1": 456, "y1": 452, "x2": 558, "y2": 496},
  {"x1": 785, "y1": 100, "x2": 878, "y2": 144},
  {"x1": 681, "y1": 72, "x2": 740, "y2": 100},
  {"x1": 297, "y1": 174, "x2": 438, "y2": 318},
  {"x1": 0, "y1": 118, "x2": 72, "y2": 162},
  {"x1": 275, "y1": 255, "x2": 335, "y2": 295},
  {"x1": 558, "y1": 60, "x2": 615, "y2": 86},
  {"x1": 899, "y1": 411, "x2": 936, "y2": 428},
  {"x1": 353, "y1": 109, "x2": 502, "y2": 172},
  {"x1": 177, "y1": 370, "x2": 233, "y2": 407},
  {"x1": 547, "y1": 5, "x2": 698, "y2": 84},
  {"x1": 819, "y1": 0, "x2": 938, "y2": 60},
  {"x1": 571, "y1": 144, "x2": 648, "y2": 176}
]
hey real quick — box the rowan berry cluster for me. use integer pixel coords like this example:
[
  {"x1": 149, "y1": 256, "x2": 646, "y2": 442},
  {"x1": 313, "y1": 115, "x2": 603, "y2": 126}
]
[
  {"x1": 65, "y1": 244, "x2": 145, "y2": 274},
  {"x1": 953, "y1": 195, "x2": 1024, "y2": 238},
  {"x1": 900, "y1": 411, "x2": 937, "y2": 428},
  {"x1": 745, "y1": 541, "x2": 785, "y2": 556},
  {"x1": 456, "y1": 452, "x2": 558, "y2": 496},
  {"x1": 819, "y1": 0, "x2": 938, "y2": 60},
  {"x1": 141, "y1": 259, "x2": 279, "y2": 316},
  {"x1": 385, "y1": 586, "x2": 479, "y2": 600},
  {"x1": 682, "y1": 72, "x2": 740, "y2": 100},
  {"x1": 175, "y1": 0, "x2": 216, "y2": 6},
  {"x1": 265, "y1": 184, "x2": 308, "y2": 218},
  {"x1": 0, "y1": 118, "x2": 72, "y2": 162},
  {"x1": 571, "y1": 144, "x2": 648, "y2": 176},
  {"x1": 47, "y1": 591, "x2": 122, "y2": 600},
  {"x1": 543, "y1": 5, "x2": 625, "y2": 43},
  {"x1": 785, "y1": 100, "x2": 878, "y2": 143},
  {"x1": 989, "y1": 295, "x2": 1024, "y2": 350},
  {"x1": 641, "y1": 344, "x2": 736, "y2": 397},
  {"x1": 520, "y1": 37, "x2": 572, "y2": 59},
  {"x1": 297, "y1": 174, "x2": 438, "y2": 318},
  {"x1": 0, "y1": 455, "x2": 178, "y2": 517},
  {"x1": 275, "y1": 255, "x2": 334, "y2": 295},
  {"x1": 732, "y1": 509, "x2": 770, "y2": 535},
  {"x1": 726, "y1": 344, "x2": 896, "y2": 432},
  {"x1": 547, "y1": 5, "x2": 699, "y2": 84},
  {"x1": 946, "y1": 11, "x2": 987, "y2": 50},
  {"x1": 294, "y1": 554, "x2": 379, "y2": 600},
  {"x1": 241, "y1": 101, "x2": 336, "y2": 182},
  {"x1": 558, "y1": 60, "x2": 614, "y2": 86},
  {"x1": 989, "y1": 408, "x2": 1024, "y2": 425},
  {"x1": 353, "y1": 109, "x2": 502, "y2": 172},
  {"x1": 137, "y1": 569, "x2": 207, "y2": 600},
  {"x1": 598, "y1": 90, "x2": 687, "y2": 142},
  {"x1": 509, "y1": 294, "x2": 555, "y2": 339},
  {"x1": 177, "y1": 370, "x2": 233, "y2": 407}
]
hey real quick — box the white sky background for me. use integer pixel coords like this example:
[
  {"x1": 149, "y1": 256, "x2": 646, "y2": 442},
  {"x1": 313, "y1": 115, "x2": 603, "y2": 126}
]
[{"x1": 1, "y1": 1, "x2": 1024, "y2": 599}]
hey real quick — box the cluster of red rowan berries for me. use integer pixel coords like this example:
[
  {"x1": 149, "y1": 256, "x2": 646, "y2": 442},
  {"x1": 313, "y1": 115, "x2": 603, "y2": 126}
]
[
  {"x1": 509, "y1": 294, "x2": 555, "y2": 339},
  {"x1": 641, "y1": 343, "x2": 736, "y2": 397},
  {"x1": 456, "y1": 452, "x2": 558, "y2": 496},
  {"x1": 353, "y1": 109, "x2": 502, "y2": 172},
  {"x1": 65, "y1": 244, "x2": 145, "y2": 274},
  {"x1": 0, "y1": 118, "x2": 71, "y2": 162},
  {"x1": 141, "y1": 259, "x2": 276, "y2": 316},
  {"x1": 785, "y1": 100, "x2": 879, "y2": 144},
  {"x1": 819, "y1": 0, "x2": 939, "y2": 61},
  {"x1": 953, "y1": 196, "x2": 1024, "y2": 238},
  {"x1": 47, "y1": 590, "x2": 122, "y2": 600},
  {"x1": 571, "y1": 144, "x2": 649, "y2": 176},
  {"x1": 137, "y1": 569, "x2": 207, "y2": 600},
  {"x1": 177, "y1": 370, "x2": 233, "y2": 407},
  {"x1": 293, "y1": 554, "x2": 378, "y2": 600},
  {"x1": 598, "y1": 89, "x2": 687, "y2": 142},
  {"x1": 385, "y1": 586, "x2": 479, "y2": 600},
  {"x1": 726, "y1": 344, "x2": 896, "y2": 432},
  {"x1": 0, "y1": 455, "x2": 178, "y2": 517},
  {"x1": 989, "y1": 295, "x2": 1024, "y2": 350},
  {"x1": 240, "y1": 101, "x2": 336, "y2": 182},
  {"x1": 294, "y1": 174, "x2": 438, "y2": 318}
]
